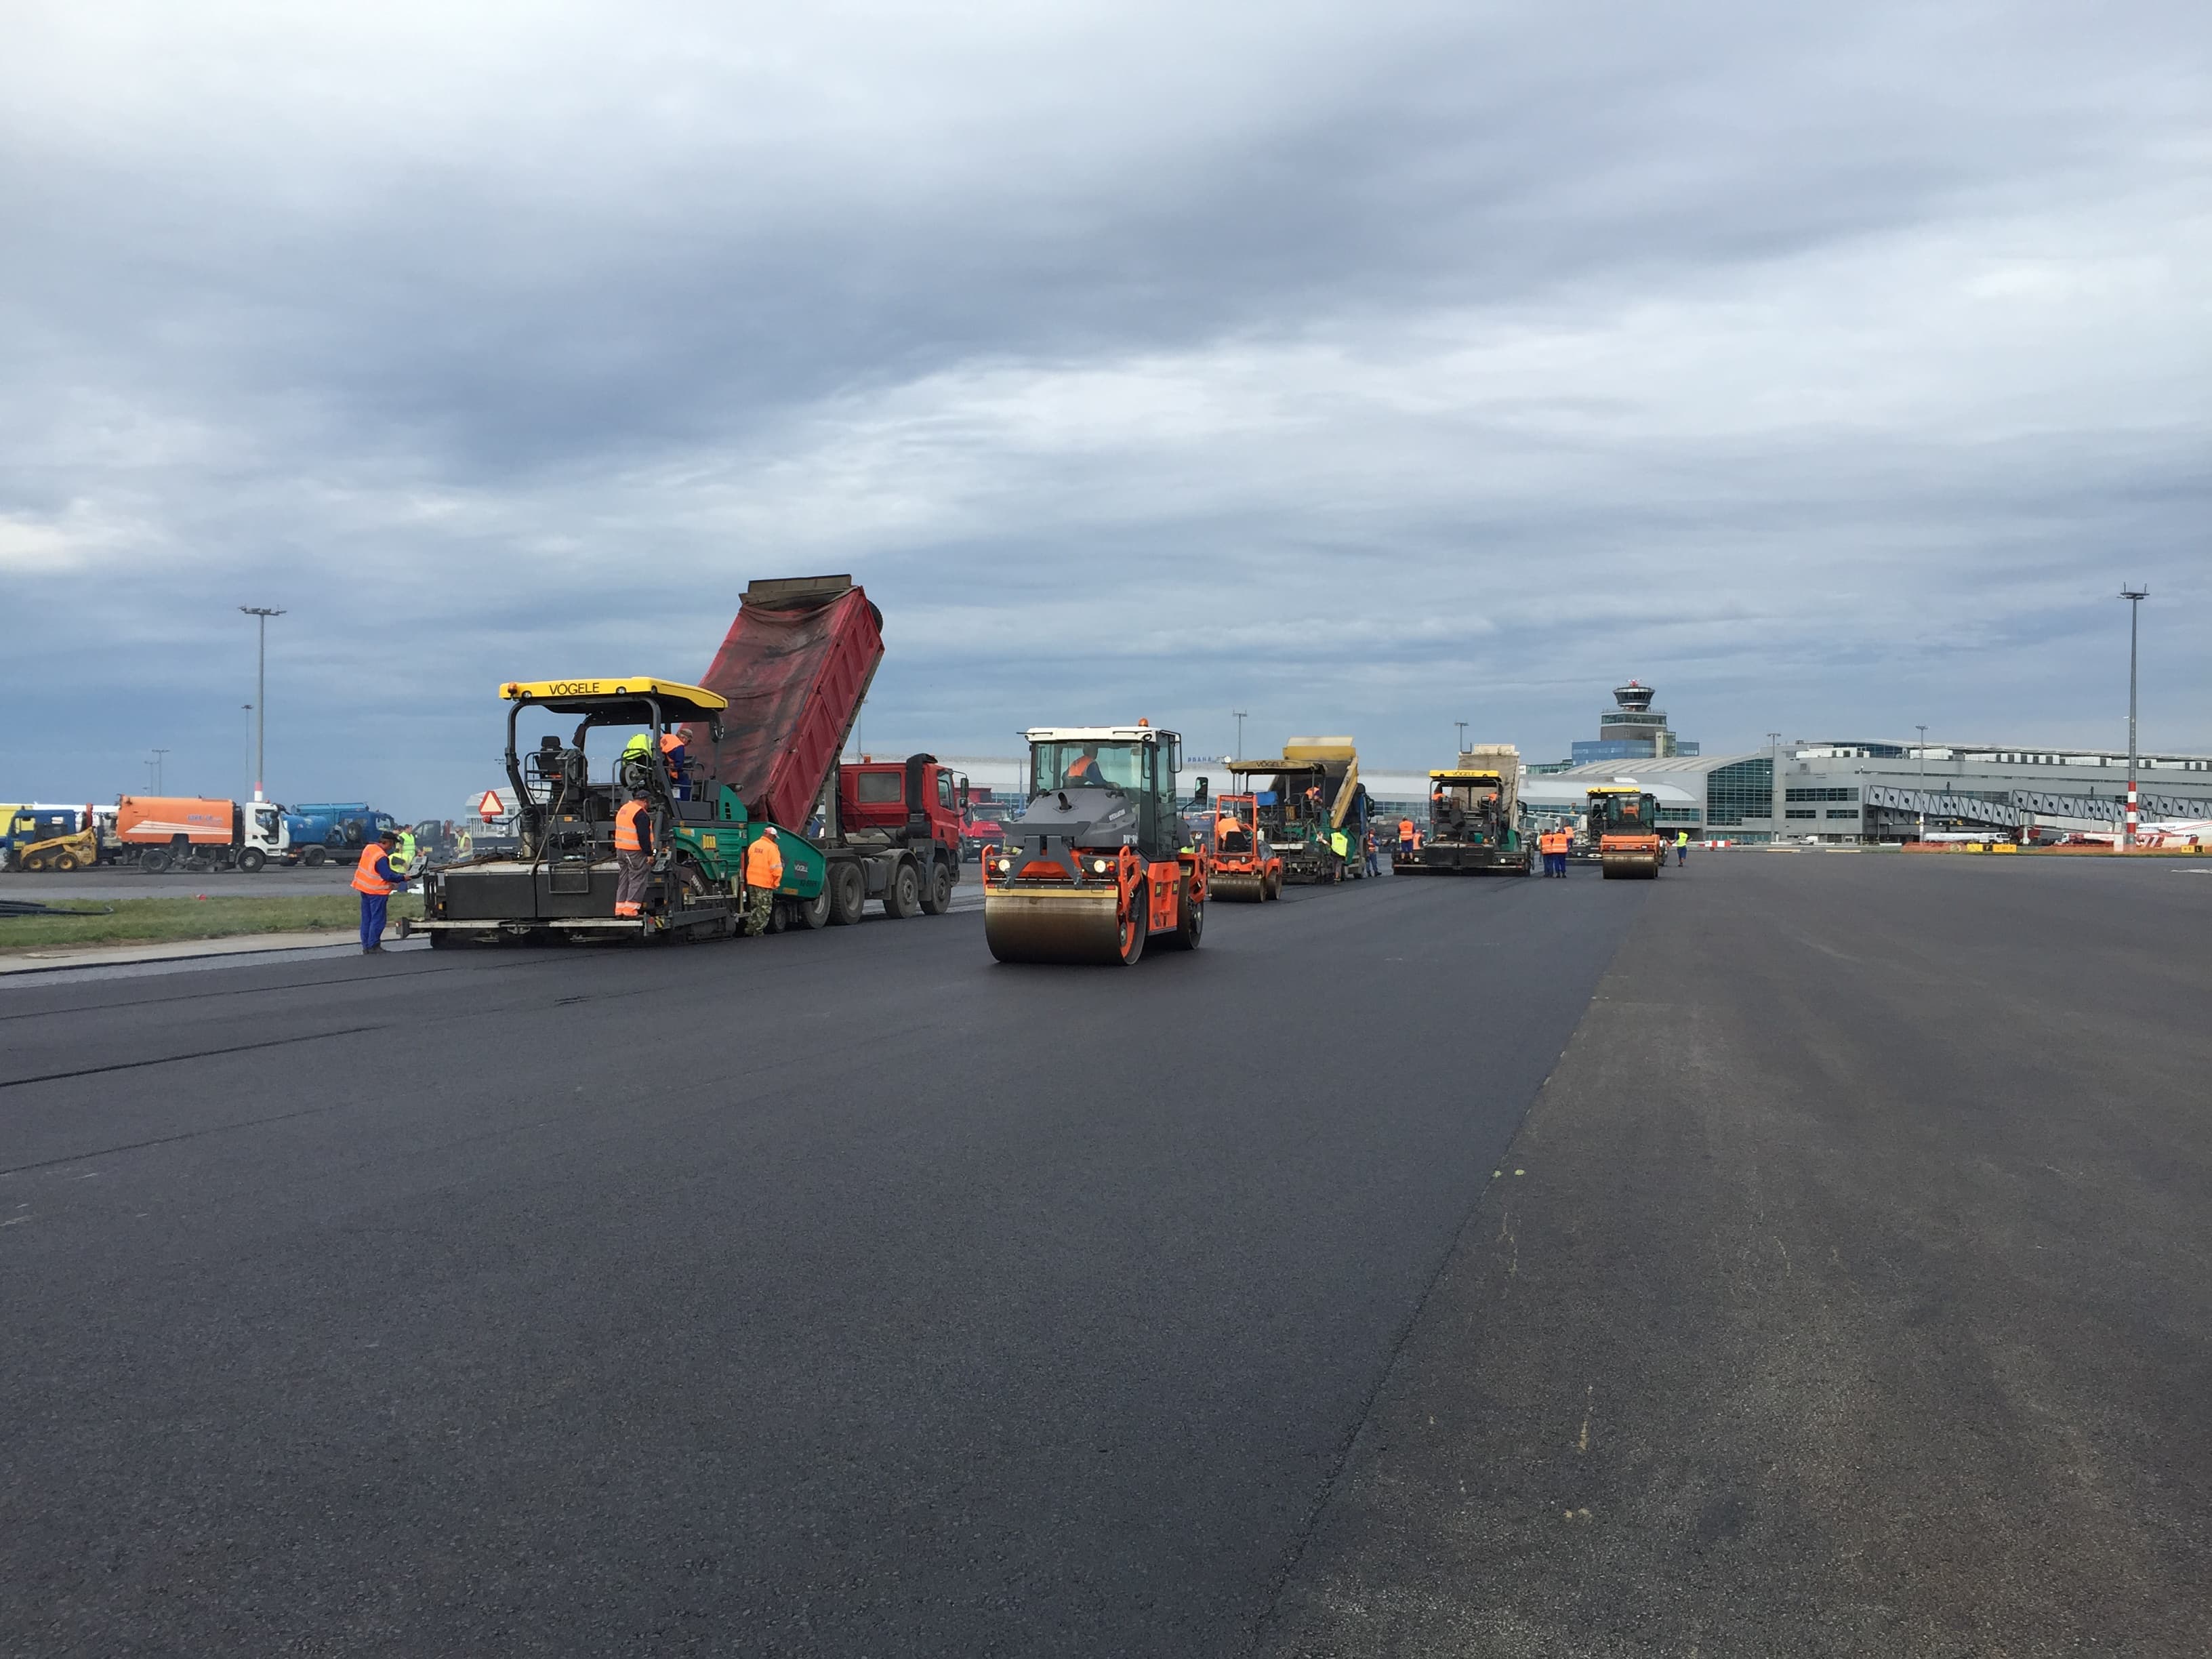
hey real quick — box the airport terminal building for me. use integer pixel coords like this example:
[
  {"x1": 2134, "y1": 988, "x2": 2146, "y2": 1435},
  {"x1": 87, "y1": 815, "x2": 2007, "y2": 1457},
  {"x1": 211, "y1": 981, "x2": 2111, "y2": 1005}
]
[{"x1": 1523, "y1": 739, "x2": 2212, "y2": 842}]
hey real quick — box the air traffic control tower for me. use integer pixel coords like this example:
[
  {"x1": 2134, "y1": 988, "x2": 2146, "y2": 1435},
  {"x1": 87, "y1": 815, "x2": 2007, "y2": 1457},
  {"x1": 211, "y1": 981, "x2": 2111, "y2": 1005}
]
[{"x1": 1572, "y1": 680, "x2": 1699, "y2": 766}]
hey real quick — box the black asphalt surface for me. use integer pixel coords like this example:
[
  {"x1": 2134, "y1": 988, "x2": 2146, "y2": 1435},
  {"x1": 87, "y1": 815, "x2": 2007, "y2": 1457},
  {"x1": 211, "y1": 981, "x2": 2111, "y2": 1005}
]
[
  {"x1": 2, "y1": 867, "x2": 1643, "y2": 1656},
  {"x1": 1259, "y1": 854, "x2": 2212, "y2": 1658}
]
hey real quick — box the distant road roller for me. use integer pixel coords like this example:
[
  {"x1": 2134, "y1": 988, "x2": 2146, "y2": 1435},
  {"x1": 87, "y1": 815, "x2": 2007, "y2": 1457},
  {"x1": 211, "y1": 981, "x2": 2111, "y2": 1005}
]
[
  {"x1": 983, "y1": 723, "x2": 1208, "y2": 964},
  {"x1": 1588, "y1": 784, "x2": 1665, "y2": 878},
  {"x1": 1208, "y1": 791, "x2": 1282, "y2": 903}
]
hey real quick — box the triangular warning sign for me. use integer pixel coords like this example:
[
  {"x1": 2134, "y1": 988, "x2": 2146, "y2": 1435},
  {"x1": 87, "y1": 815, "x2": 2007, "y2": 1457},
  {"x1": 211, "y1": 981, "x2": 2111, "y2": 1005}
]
[{"x1": 478, "y1": 790, "x2": 506, "y2": 821}]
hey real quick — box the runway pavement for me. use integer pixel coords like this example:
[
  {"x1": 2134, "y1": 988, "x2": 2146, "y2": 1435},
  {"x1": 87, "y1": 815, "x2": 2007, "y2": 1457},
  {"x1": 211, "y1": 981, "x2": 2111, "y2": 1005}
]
[
  {"x1": 2, "y1": 865, "x2": 1637, "y2": 1655},
  {"x1": 1259, "y1": 853, "x2": 2212, "y2": 1657},
  {"x1": 5, "y1": 854, "x2": 2204, "y2": 1656}
]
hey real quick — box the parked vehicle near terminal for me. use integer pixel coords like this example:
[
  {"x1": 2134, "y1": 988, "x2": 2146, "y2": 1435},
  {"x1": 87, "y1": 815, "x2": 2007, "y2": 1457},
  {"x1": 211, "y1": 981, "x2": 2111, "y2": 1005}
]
[
  {"x1": 2, "y1": 804, "x2": 94, "y2": 869},
  {"x1": 281, "y1": 802, "x2": 401, "y2": 865},
  {"x1": 5, "y1": 804, "x2": 99, "y2": 872},
  {"x1": 961, "y1": 787, "x2": 1015, "y2": 861},
  {"x1": 115, "y1": 796, "x2": 291, "y2": 874}
]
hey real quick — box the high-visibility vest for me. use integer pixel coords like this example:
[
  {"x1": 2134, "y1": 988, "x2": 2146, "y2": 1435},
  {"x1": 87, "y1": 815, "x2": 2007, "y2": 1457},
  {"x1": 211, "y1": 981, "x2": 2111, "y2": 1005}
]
[
  {"x1": 614, "y1": 800, "x2": 648, "y2": 852},
  {"x1": 744, "y1": 834, "x2": 783, "y2": 889},
  {"x1": 1676, "y1": 832, "x2": 1689, "y2": 845},
  {"x1": 351, "y1": 842, "x2": 394, "y2": 896},
  {"x1": 659, "y1": 733, "x2": 684, "y2": 777},
  {"x1": 1330, "y1": 831, "x2": 1348, "y2": 858},
  {"x1": 1397, "y1": 818, "x2": 1414, "y2": 840},
  {"x1": 1214, "y1": 814, "x2": 1242, "y2": 839},
  {"x1": 1065, "y1": 754, "x2": 1097, "y2": 781},
  {"x1": 1542, "y1": 831, "x2": 1569, "y2": 854}
]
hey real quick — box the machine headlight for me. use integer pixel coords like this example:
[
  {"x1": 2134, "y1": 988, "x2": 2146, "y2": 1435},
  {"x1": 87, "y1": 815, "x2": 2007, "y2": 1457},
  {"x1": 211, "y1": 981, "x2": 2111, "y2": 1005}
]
[
  {"x1": 995, "y1": 857, "x2": 1012, "y2": 873},
  {"x1": 1091, "y1": 858, "x2": 1110, "y2": 874}
]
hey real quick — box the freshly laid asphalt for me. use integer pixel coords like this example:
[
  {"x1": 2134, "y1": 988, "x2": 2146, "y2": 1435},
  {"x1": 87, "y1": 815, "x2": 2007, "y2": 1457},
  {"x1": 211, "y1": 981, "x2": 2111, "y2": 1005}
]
[
  {"x1": 1, "y1": 865, "x2": 1636, "y2": 1656},
  {"x1": 5, "y1": 854, "x2": 2207, "y2": 1655}
]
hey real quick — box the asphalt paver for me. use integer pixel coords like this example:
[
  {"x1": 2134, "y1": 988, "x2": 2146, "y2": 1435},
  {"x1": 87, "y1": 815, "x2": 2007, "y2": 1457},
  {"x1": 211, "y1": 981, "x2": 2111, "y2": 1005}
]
[
  {"x1": 2, "y1": 868, "x2": 1639, "y2": 1655},
  {"x1": 1258, "y1": 854, "x2": 2212, "y2": 1658}
]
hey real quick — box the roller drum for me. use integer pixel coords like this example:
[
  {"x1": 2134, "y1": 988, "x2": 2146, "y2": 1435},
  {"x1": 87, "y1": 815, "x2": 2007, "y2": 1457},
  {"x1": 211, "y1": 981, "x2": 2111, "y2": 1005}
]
[
  {"x1": 985, "y1": 888, "x2": 1132, "y2": 964},
  {"x1": 1212, "y1": 872, "x2": 1267, "y2": 903}
]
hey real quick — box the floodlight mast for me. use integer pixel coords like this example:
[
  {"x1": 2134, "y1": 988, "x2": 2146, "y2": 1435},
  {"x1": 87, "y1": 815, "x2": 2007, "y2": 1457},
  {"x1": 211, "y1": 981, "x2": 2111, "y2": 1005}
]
[
  {"x1": 240, "y1": 606, "x2": 285, "y2": 802},
  {"x1": 2121, "y1": 586, "x2": 2147, "y2": 848}
]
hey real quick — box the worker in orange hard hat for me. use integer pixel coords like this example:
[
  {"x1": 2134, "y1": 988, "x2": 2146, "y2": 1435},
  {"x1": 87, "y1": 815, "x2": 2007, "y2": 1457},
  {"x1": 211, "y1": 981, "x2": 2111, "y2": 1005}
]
[
  {"x1": 613, "y1": 787, "x2": 653, "y2": 918},
  {"x1": 743, "y1": 823, "x2": 783, "y2": 937},
  {"x1": 351, "y1": 827, "x2": 404, "y2": 953}
]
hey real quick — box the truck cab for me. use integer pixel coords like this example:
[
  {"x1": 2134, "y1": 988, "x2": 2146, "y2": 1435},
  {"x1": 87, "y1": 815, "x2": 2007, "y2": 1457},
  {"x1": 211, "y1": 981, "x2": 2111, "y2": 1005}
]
[{"x1": 834, "y1": 755, "x2": 968, "y2": 912}]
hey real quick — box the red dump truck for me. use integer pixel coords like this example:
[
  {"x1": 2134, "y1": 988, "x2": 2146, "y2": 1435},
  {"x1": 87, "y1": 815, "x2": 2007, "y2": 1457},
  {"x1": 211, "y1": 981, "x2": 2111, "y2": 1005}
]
[{"x1": 694, "y1": 574, "x2": 970, "y2": 928}]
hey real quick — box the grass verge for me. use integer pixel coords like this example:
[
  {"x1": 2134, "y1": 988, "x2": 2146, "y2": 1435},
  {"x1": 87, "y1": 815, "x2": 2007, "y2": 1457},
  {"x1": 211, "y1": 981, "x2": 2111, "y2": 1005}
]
[{"x1": 0, "y1": 895, "x2": 423, "y2": 951}]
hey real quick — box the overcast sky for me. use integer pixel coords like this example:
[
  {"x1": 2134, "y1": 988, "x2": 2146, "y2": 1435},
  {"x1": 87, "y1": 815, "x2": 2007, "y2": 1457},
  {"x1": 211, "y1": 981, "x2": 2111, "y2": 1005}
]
[{"x1": 4, "y1": 1, "x2": 2207, "y2": 813}]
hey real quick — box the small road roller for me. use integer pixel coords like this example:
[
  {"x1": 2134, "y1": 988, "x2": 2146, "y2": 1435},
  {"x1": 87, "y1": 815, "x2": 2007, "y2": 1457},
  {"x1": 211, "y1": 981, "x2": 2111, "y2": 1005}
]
[
  {"x1": 1206, "y1": 790, "x2": 1282, "y2": 903},
  {"x1": 983, "y1": 723, "x2": 1208, "y2": 965}
]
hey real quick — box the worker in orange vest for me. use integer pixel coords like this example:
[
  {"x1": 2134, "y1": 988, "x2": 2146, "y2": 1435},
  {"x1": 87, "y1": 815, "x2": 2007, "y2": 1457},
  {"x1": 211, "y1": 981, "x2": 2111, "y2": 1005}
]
[
  {"x1": 743, "y1": 823, "x2": 784, "y2": 936},
  {"x1": 1538, "y1": 827, "x2": 1570, "y2": 877},
  {"x1": 350, "y1": 827, "x2": 404, "y2": 953},
  {"x1": 1214, "y1": 807, "x2": 1248, "y2": 853},
  {"x1": 1397, "y1": 816, "x2": 1416, "y2": 856},
  {"x1": 659, "y1": 729, "x2": 691, "y2": 800},
  {"x1": 613, "y1": 787, "x2": 653, "y2": 918}
]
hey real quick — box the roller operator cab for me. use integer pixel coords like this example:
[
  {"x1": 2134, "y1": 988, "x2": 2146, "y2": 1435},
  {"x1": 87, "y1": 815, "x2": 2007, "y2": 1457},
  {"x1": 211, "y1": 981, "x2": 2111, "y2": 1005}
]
[
  {"x1": 1588, "y1": 785, "x2": 1664, "y2": 879},
  {"x1": 983, "y1": 724, "x2": 1208, "y2": 965},
  {"x1": 408, "y1": 677, "x2": 771, "y2": 945}
]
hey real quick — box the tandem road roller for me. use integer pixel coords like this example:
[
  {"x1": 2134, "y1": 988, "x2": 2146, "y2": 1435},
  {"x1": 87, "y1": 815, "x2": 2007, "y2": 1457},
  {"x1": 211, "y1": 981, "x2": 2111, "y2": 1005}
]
[
  {"x1": 1589, "y1": 784, "x2": 1666, "y2": 878},
  {"x1": 983, "y1": 722, "x2": 1208, "y2": 965},
  {"x1": 1207, "y1": 790, "x2": 1282, "y2": 903}
]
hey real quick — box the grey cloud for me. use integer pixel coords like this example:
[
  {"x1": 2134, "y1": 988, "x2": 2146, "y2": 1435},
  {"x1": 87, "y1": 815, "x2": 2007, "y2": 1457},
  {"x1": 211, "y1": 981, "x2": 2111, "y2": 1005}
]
[{"x1": 1, "y1": 1, "x2": 2207, "y2": 813}]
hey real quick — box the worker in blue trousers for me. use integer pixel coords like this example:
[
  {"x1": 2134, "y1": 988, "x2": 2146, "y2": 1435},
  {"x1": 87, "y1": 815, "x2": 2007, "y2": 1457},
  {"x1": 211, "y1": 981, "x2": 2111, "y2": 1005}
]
[{"x1": 352, "y1": 827, "x2": 405, "y2": 954}]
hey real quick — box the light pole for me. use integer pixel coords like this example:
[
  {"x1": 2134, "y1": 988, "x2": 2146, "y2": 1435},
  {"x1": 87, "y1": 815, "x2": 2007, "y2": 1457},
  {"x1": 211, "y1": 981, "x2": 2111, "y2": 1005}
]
[
  {"x1": 239, "y1": 606, "x2": 285, "y2": 802},
  {"x1": 151, "y1": 748, "x2": 169, "y2": 794},
  {"x1": 2121, "y1": 586, "x2": 2147, "y2": 848},
  {"x1": 1915, "y1": 723, "x2": 1927, "y2": 837},
  {"x1": 1455, "y1": 720, "x2": 1468, "y2": 755},
  {"x1": 1233, "y1": 710, "x2": 1248, "y2": 760},
  {"x1": 243, "y1": 704, "x2": 255, "y2": 799}
]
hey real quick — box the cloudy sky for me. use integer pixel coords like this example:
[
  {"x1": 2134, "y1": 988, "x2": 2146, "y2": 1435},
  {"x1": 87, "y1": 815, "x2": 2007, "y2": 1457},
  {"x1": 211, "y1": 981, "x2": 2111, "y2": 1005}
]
[{"x1": 4, "y1": 1, "x2": 2207, "y2": 813}]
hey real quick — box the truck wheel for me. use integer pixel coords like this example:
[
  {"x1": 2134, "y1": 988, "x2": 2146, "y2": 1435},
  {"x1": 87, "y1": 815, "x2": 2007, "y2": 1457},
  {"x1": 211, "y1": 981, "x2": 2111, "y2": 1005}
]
[
  {"x1": 827, "y1": 862, "x2": 866, "y2": 926},
  {"x1": 920, "y1": 859, "x2": 954, "y2": 915},
  {"x1": 302, "y1": 846, "x2": 326, "y2": 867},
  {"x1": 140, "y1": 848, "x2": 171, "y2": 874},
  {"x1": 794, "y1": 885, "x2": 832, "y2": 929},
  {"x1": 239, "y1": 848, "x2": 266, "y2": 874},
  {"x1": 20, "y1": 853, "x2": 44, "y2": 872},
  {"x1": 884, "y1": 859, "x2": 922, "y2": 919},
  {"x1": 53, "y1": 853, "x2": 80, "y2": 872}
]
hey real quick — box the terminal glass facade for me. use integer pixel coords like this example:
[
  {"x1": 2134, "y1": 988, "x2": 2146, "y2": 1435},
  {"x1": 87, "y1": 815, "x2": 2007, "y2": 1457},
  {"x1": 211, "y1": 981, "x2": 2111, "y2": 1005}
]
[{"x1": 1704, "y1": 758, "x2": 1773, "y2": 827}]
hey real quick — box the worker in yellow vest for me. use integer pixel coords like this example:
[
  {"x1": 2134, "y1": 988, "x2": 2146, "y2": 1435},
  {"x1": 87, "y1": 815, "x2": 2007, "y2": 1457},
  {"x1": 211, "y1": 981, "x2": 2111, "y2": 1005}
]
[
  {"x1": 743, "y1": 824, "x2": 783, "y2": 937},
  {"x1": 613, "y1": 788, "x2": 653, "y2": 918}
]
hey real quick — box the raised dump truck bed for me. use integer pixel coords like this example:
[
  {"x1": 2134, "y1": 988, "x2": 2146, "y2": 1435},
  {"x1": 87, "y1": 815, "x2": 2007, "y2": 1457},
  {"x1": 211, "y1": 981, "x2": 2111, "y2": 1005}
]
[{"x1": 695, "y1": 575, "x2": 884, "y2": 831}]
